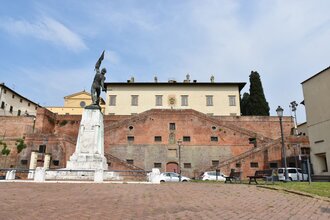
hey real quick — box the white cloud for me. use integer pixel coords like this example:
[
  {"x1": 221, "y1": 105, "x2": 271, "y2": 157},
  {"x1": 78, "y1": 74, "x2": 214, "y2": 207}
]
[{"x1": 0, "y1": 16, "x2": 87, "y2": 52}]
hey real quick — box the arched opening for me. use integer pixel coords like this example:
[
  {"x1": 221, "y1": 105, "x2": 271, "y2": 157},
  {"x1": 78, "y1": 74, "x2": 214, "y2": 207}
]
[{"x1": 166, "y1": 162, "x2": 179, "y2": 173}]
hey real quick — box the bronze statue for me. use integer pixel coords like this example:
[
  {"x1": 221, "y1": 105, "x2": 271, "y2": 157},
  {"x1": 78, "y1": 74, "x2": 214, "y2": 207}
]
[{"x1": 91, "y1": 50, "x2": 106, "y2": 106}]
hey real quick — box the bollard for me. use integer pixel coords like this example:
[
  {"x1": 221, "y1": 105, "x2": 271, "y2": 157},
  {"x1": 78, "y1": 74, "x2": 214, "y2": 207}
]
[
  {"x1": 34, "y1": 167, "x2": 46, "y2": 182},
  {"x1": 149, "y1": 168, "x2": 161, "y2": 184},
  {"x1": 6, "y1": 170, "x2": 16, "y2": 180}
]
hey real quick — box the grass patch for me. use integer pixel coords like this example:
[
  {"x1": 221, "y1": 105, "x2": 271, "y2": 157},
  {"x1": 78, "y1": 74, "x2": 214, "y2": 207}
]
[{"x1": 271, "y1": 182, "x2": 330, "y2": 198}]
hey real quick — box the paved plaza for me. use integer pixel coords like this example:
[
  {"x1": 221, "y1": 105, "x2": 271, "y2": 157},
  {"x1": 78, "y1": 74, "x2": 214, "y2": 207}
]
[{"x1": 0, "y1": 182, "x2": 329, "y2": 219}]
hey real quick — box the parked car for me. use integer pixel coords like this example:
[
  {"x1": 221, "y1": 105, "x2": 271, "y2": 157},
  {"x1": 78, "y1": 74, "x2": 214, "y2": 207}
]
[
  {"x1": 277, "y1": 167, "x2": 308, "y2": 181},
  {"x1": 159, "y1": 172, "x2": 190, "y2": 182},
  {"x1": 201, "y1": 171, "x2": 226, "y2": 181}
]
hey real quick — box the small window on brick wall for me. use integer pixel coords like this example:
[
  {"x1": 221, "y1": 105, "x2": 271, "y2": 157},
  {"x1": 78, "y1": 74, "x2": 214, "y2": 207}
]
[
  {"x1": 127, "y1": 136, "x2": 135, "y2": 142},
  {"x1": 169, "y1": 123, "x2": 176, "y2": 130},
  {"x1": 211, "y1": 136, "x2": 218, "y2": 142},
  {"x1": 269, "y1": 162, "x2": 278, "y2": 168},
  {"x1": 184, "y1": 163, "x2": 191, "y2": 168},
  {"x1": 212, "y1": 160, "x2": 219, "y2": 166},
  {"x1": 250, "y1": 162, "x2": 258, "y2": 168},
  {"x1": 20, "y1": 160, "x2": 28, "y2": 165},
  {"x1": 154, "y1": 163, "x2": 161, "y2": 168},
  {"x1": 236, "y1": 163, "x2": 241, "y2": 168},
  {"x1": 183, "y1": 136, "x2": 191, "y2": 142},
  {"x1": 53, "y1": 160, "x2": 60, "y2": 166},
  {"x1": 154, "y1": 136, "x2": 162, "y2": 142},
  {"x1": 249, "y1": 138, "x2": 257, "y2": 147},
  {"x1": 126, "y1": 159, "x2": 134, "y2": 165}
]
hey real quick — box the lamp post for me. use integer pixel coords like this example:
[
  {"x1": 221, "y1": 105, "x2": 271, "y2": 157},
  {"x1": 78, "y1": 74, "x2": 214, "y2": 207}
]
[
  {"x1": 289, "y1": 101, "x2": 298, "y2": 136},
  {"x1": 276, "y1": 106, "x2": 289, "y2": 181},
  {"x1": 289, "y1": 101, "x2": 300, "y2": 180},
  {"x1": 177, "y1": 139, "x2": 182, "y2": 182}
]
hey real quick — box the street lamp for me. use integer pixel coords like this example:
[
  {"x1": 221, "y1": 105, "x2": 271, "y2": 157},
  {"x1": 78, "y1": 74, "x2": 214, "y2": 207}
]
[
  {"x1": 276, "y1": 106, "x2": 289, "y2": 181},
  {"x1": 177, "y1": 139, "x2": 182, "y2": 182},
  {"x1": 289, "y1": 101, "x2": 299, "y2": 136}
]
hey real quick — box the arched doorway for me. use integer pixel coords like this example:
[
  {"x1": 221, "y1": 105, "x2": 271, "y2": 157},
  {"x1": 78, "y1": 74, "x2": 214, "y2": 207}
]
[{"x1": 166, "y1": 162, "x2": 179, "y2": 173}]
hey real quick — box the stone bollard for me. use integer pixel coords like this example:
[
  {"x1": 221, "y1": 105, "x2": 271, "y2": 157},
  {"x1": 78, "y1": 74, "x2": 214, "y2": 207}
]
[
  {"x1": 34, "y1": 167, "x2": 46, "y2": 182},
  {"x1": 6, "y1": 170, "x2": 16, "y2": 180},
  {"x1": 94, "y1": 169, "x2": 104, "y2": 183},
  {"x1": 149, "y1": 168, "x2": 161, "y2": 184}
]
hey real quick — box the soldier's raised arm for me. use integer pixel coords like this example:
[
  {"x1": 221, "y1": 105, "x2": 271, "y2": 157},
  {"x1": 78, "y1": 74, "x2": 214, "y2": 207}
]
[{"x1": 95, "y1": 50, "x2": 105, "y2": 71}]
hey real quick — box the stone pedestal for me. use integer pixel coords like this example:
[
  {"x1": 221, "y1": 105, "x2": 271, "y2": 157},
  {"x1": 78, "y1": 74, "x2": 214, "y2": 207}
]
[
  {"x1": 66, "y1": 108, "x2": 108, "y2": 170},
  {"x1": 6, "y1": 170, "x2": 16, "y2": 180},
  {"x1": 34, "y1": 167, "x2": 46, "y2": 182},
  {"x1": 148, "y1": 168, "x2": 161, "y2": 184}
]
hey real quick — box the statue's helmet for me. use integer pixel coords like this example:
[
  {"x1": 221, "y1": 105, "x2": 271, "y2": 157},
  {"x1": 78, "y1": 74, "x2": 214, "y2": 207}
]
[{"x1": 101, "y1": 68, "x2": 107, "y2": 74}]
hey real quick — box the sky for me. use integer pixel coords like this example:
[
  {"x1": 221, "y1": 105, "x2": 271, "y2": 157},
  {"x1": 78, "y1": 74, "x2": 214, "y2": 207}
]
[{"x1": 0, "y1": 0, "x2": 329, "y2": 123}]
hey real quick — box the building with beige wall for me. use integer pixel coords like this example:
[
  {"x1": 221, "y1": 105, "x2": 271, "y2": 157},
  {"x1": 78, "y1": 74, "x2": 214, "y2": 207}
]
[
  {"x1": 104, "y1": 81, "x2": 245, "y2": 116},
  {"x1": 0, "y1": 83, "x2": 39, "y2": 116},
  {"x1": 46, "y1": 91, "x2": 105, "y2": 115},
  {"x1": 302, "y1": 66, "x2": 330, "y2": 175}
]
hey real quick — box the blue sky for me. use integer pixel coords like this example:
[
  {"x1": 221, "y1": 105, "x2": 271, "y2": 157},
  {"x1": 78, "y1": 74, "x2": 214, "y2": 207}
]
[{"x1": 0, "y1": 0, "x2": 329, "y2": 123}]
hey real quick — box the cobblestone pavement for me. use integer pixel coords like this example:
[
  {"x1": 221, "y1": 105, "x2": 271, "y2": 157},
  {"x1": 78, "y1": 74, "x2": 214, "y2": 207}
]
[{"x1": 0, "y1": 182, "x2": 329, "y2": 220}]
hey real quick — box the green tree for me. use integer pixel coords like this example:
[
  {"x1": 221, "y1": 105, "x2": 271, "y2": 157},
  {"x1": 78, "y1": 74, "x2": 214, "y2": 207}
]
[
  {"x1": 241, "y1": 71, "x2": 270, "y2": 116},
  {"x1": 1, "y1": 141, "x2": 10, "y2": 168},
  {"x1": 15, "y1": 137, "x2": 27, "y2": 167},
  {"x1": 240, "y1": 92, "x2": 250, "y2": 115}
]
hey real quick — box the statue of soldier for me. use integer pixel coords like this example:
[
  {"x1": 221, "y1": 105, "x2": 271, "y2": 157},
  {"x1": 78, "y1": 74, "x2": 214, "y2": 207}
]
[{"x1": 91, "y1": 50, "x2": 107, "y2": 106}]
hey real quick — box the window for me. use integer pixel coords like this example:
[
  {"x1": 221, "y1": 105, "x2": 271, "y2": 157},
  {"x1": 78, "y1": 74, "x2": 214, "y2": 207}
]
[
  {"x1": 181, "y1": 95, "x2": 188, "y2": 106},
  {"x1": 127, "y1": 136, "x2": 135, "y2": 142},
  {"x1": 80, "y1": 101, "x2": 86, "y2": 107},
  {"x1": 169, "y1": 123, "x2": 176, "y2": 130},
  {"x1": 28, "y1": 103, "x2": 31, "y2": 107},
  {"x1": 154, "y1": 163, "x2": 161, "y2": 168},
  {"x1": 288, "y1": 169, "x2": 297, "y2": 174},
  {"x1": 9, "y1": 106, "x2": 13, "y2": 113},
  {"x1": 1, "y1": 101, "x2": 4, "y2": 109},
  {"x1": 53, "y1": 160, "x2": 60, "y2": 166},
  {"x1": 269, "y1": 162, "x2": 278, "y2": 168},
  {"x1": 20, "y1": 160, "x2": 28, "y2": 165},
  {"x1": 17, "y1": 110, "x2": 21, "y2": 116},
  {"x1": 212, "y1": 160, "x2": 219, "y2": 166},
  {"x1": 184, "y1": 163, "x2": 192, "y2": 168},
  {"x1": 39, "y1": 145, "x2": 46, "y2": 153},
  {"x1": 206, "y1": 95, "x2": 213, "y2": 106},
  {"x1": 131, "y1": 95, "x2": 138, "y2": 106},
  {"x1": 126, "y1": 159, "x2": 134, "y2": 165},
  {"x1": 301, "y1": 147, "x2": 310, "y2": 155},
  {"x1": 155, "y1": 95, "x2": 163, "y2": 106},
  {"x1": 211, "y1": 136, "x2": 218, "y2": 142},
  {"x1": 109, "y1": 95, "x2": 116, "y2": 106},
  {"x1": 154, "y1": 136, "x2": 162, "y2": 142},
  {"x1": 3, "y1": 89, "x2": 6, "y2": 94},
  {"x1": 236, "y1": 163, "x2": 241, "y2": 168},
  {"x1": 183, "y1": 136, "x2": 190, "y2": 142},
  {"x1": 250, "y1": 162, "x2": 258, "y2": 168},
  {"x1": 20, "y1": 98, "x2": 23, "y2": 103},
  {"x1": 229, "y1": 95, "x2": 236, "y2": 106},
  {"x1": 12, "y1": 94, "x2": 15, "y2": 99},
  {"x1": 249, "y1": 138, "x2": 257, "y2": 147}
]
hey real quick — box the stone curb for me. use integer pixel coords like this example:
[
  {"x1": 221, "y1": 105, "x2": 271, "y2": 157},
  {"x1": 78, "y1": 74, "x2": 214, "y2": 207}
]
[
  {"x1": 0, "y1": 180, "x2": 159, "y2": 184},
  {"x1": 257, "y1": 185, "x2": 330, "y2": 203}
]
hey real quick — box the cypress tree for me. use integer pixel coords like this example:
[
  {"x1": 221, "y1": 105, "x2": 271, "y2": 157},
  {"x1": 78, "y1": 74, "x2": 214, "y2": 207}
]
[
  {"x1": 240, "y1": 71, "x2": 270, "y2": 116},
  {"x1": 240, "y1": 92, "x2": 250, "y2": 115}
]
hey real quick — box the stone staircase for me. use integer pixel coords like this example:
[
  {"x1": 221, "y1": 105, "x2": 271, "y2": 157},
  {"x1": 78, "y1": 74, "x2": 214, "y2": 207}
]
[
  {"x1": 203, "y1": 138, "x2": 282, "y2": 173},
  {"x1": 104, "y1": 153, "x2": 147, "y2": 181}
]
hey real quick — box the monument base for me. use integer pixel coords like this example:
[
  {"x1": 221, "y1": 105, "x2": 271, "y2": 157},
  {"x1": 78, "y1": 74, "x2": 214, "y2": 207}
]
[
  {"x1": 66, "y1": 107, "x2": 108, "y2": 170},
  {"x1": 66, "y1": 153, "x2": 108, "y2": 170}
]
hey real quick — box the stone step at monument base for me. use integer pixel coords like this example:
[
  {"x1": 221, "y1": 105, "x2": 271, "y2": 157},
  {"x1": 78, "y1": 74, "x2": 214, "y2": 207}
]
[
  {"x1": 44, "y1": 170, "x2": 122, "y2": 181},
  {"x1": 66, "y1": 153, "x2": 108, "y2": 170}
]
